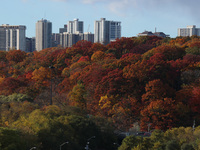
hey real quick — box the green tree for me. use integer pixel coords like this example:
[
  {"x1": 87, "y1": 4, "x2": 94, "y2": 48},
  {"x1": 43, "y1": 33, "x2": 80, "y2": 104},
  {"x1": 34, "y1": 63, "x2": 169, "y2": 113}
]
[
  {"x1": 55, "y1": 115, "x2": 99, "y2": 150},
  {"x1": 150, "y1": 130, "x2": 165, "y2": 150},
  {"x1": 12, "y1": 109, "x2": 50, "y2": 134},
  {"x1": 68, "y1": 81, "x2": 87, "y2": 110},
  {"x1": 37, "y1": 114, "x2": 116, "y2": 150},
  {"x1": 0, "y1": 93, "x2": 33, "y2": 103},
  {"x1": 0, "y1": 101, "x2": 38, "y2": 126},
  {"x1": 165, "y1": 140, "x2": 180, "y2": 150},
  {"x1": 118, "y1": 135, "x2": 141, "y2": 150},
  {"x1": 0, "y1": 127, "x2": 27, "y2": 150},
  {"x1": 181, "y1": 143, "x2": 195, "y2": 150},
  {"x1": 37, "y1": 121, "x2": 72, "y2": 150}
]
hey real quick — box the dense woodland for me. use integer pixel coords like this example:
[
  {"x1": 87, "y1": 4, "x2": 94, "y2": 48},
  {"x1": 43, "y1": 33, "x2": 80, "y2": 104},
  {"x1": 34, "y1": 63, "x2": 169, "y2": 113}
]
[{"x1": 1, "y1": 36, "x2": 200, "y2": 149}]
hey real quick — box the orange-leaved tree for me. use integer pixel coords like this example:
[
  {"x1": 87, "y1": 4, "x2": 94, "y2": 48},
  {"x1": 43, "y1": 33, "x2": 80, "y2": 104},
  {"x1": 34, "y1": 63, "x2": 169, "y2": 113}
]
[
  {"x1": 140, "y1": 98, "x2": 177, "y2": 131},
  {"x1": 6, "y1": 50, "x2": 26, "y2": 64},
  {"x1": 142, "y1": 79, "x2": 175, "y2": 106},
  {"x1": 32, "y1": 67, "x2": 51, "y2": 87}
]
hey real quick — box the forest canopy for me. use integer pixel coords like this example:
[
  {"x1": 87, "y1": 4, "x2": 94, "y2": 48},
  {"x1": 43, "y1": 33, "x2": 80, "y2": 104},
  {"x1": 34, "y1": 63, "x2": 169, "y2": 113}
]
[{"x1": 1, "y1": 36, "x2": 200, "y2": 149}]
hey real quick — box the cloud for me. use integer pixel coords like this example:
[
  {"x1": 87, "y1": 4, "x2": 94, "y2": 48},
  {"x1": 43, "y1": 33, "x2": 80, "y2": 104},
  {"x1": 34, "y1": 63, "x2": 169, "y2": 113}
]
[
  {"x1": 28, "y1": 0, "x2": 200, "y2": 20},
  {"x1": 78, "y1": 0, "x2": 172, "y2": 16},
  {"x1": 99, "y1": 0, "x2": 200, "y2": 20},
  {"x1": 82, "y1": 0, "x2": 107, "y2": 4}
]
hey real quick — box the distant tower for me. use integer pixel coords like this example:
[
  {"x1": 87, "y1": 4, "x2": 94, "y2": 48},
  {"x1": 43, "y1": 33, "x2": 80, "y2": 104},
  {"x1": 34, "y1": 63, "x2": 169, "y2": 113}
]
[
  {"x1": 35, "y1": 19, "x2": 52, "y2": 51},
  {"x1": 0, "y1": 24, "x2": 26, "y2": 51},
  {"x1": 59, "y1": 24, "x2": 67, "y2": 33},
  {"x1": 67, "y1": 18, "x2": 83, "y2": 34},
  {"x1": 94, "y1": 18, "x2": 121, "y2": 45}
]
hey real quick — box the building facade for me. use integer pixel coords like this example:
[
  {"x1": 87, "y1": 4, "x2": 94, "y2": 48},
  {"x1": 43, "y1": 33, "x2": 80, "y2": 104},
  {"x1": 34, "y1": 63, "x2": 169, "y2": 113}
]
[
  {"x1": 52, "y1": 33, "x2": 60, "y2": 47},
  {"x1": 84, "y1": 32, "x2": 94, "y2": 43},
  {"x1": 67, "y1": 18, "x2": 83, "y2": 34},
  {"x1": 137, "y1": 31, "x2": 155, "y2": 37},
  {"x1": 94, "y1": 18, "x2": 121, "y2": 45},
  {"x1": 60, "y1": 32, "x2": 94, "y2": 48},
  {"x1": 137, "y1": 30, "x2": 169, "y2": 38},
  {"x1": 59, "y1": 24, "x2": 67, "y2": 34},
  {"x1": 59, "y1": 19, "x2": 93, "y2": 48},
  {"x1": 178, "y1": 25, "x2": 200, "y2": 37},
  {"x1": 0, "y1": 24, "x2": 26, "y2": 51},
  {"x1": 35, "y1": 19, "x2": 52, "y2": 51},
  {"x1": 26, "y1": 37, "x2": 35, "y2": 52}
]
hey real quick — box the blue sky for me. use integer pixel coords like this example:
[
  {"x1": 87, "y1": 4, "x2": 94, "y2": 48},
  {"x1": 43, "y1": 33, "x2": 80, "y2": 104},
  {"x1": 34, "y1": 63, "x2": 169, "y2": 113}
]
[{"x1": 1, "y1": 0, "x2": 200, "y2": 38}]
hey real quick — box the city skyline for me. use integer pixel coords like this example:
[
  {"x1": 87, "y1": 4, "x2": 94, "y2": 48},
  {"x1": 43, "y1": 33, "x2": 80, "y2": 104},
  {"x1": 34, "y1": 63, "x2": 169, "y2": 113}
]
[
  {"x1": 0, "y1": 17, "x2": 121, "y2": 52},
  {"x1": 1, "y1": 0, "x2": 200, "y2": 38}
]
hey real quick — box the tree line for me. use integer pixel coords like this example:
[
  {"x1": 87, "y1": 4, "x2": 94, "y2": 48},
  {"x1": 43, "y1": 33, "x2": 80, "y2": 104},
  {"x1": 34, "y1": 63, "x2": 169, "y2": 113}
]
[{"x1": 0, "y1": 35, "x2": 200, "y2": 149}]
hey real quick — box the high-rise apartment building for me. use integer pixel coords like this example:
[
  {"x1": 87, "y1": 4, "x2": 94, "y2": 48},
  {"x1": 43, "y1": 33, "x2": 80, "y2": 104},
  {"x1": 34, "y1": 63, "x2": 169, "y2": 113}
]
[
  {"x1": 35, "y1": 19, "x2": 52, "y2": 51},
  {"x1": 59, "y1": 19, "x2": 94, "y2": 47},
  {"x1": 67, "y1": 18, "x2": 83, "y2": 34},
  {"x1": 0, "y1": 24, "x2": 26, "y2": 51},
  {"x1": 178, "y1": 25, "x2": 200, "y2": 37},
  {"x1": 59, "y1": 24, "x2": 67, "y2": 33},
  {"x1": 84, "y1": 32, "x2": 94, "y2": 43},
  {"x1": 52, "y1": 33, "x2": 60, "y2": 47},
  {"x1": 26, "y1": 37, "x2": 35, "y2": 52},
  {"x1": 94, "y1": 18, "x2": 121, "y2": 45},
  {"x1": 60, "y1": 32, "x2": 94, "y2": 48}
]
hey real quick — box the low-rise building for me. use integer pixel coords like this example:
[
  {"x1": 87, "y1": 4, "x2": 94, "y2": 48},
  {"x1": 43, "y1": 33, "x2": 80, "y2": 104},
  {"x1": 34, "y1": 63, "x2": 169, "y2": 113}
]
[{"x1": 137, "y1": 30, "x2": 169, "y2": 38}]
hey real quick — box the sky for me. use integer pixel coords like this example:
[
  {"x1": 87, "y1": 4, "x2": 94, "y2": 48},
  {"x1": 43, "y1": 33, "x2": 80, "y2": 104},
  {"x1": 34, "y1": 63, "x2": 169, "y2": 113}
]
[{"x1": 1, "y1": 0, "x2": 200, "y2": 38}]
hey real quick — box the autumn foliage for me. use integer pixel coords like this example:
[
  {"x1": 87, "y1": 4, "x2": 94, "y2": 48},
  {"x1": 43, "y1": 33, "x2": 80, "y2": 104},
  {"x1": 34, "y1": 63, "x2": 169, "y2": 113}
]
[{"x1": 1, "y1": 36, "x2": 200, "y2": 134}]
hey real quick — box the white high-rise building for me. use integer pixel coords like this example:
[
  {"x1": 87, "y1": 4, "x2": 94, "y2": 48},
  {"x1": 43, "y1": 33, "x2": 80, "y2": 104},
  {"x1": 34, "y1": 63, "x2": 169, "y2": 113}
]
[
  {"x1": 0, "y1": 24, "x2": 26, "y2": 51},
  {"x1": 178, "y1": 25, "x2": 200, "y2": 37},
  {"x1": 67, "y1": 18, "x2": 83, "y2": 34},
  {"x1": 35, "y1": 19, "x2": 52, "y2": 51},
  {"x1": 94, "y1": 18, "x2": 121, "y2": 45}
]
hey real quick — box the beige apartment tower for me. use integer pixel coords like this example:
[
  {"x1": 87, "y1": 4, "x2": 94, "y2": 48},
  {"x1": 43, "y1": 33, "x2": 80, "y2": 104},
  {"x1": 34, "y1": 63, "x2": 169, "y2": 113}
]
[{"x1": 35, "y1": 19, "x2": 52, "y2": 51}]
